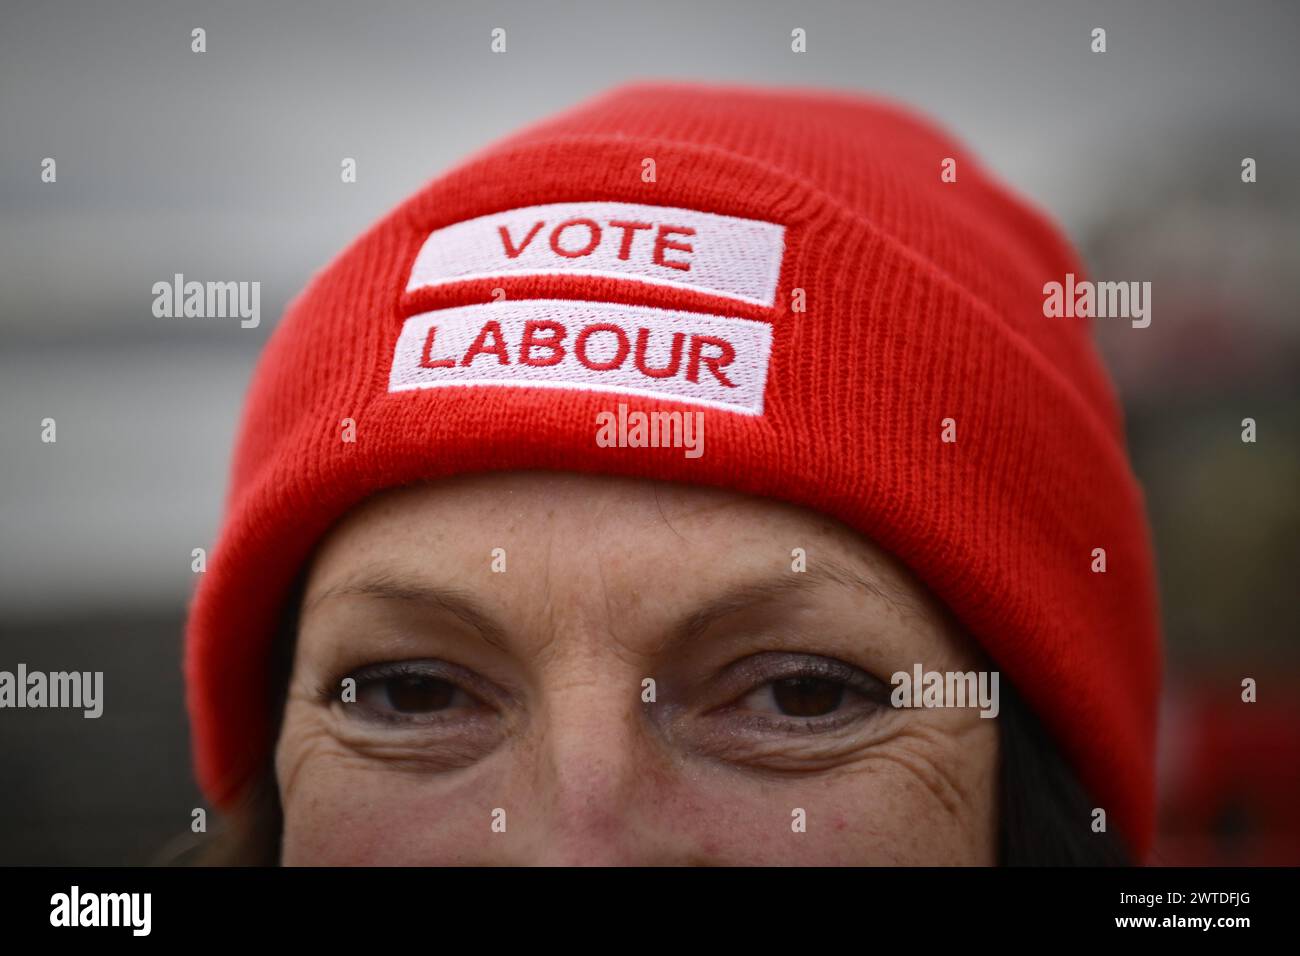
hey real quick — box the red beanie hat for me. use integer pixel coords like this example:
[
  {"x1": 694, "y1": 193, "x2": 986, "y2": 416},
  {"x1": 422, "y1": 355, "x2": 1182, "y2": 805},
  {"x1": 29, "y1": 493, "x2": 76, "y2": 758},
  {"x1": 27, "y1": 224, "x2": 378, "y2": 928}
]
[{"x1": 186, "y1": 82, "x2": 1162, "y2": 857}]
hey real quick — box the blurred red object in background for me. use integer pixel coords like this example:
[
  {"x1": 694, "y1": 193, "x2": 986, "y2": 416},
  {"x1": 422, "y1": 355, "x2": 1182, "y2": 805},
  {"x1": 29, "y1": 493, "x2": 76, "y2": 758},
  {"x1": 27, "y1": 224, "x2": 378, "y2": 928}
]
[{"x1": 1155, "y1": 672, "x2": 1300, "y2": 865}]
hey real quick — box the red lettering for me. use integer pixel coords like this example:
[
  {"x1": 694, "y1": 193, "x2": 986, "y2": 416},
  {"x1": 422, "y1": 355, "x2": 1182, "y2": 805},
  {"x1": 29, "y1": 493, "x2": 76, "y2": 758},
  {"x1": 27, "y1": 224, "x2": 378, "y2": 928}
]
[
  {"x1": 633, "y1": 328, "x2": 684, "y2": 378},
  {"x1": 520, "y1": 319, "x2": 566, "y2": 366},
  {"x1": 653, "y1": 225, "x2": 694, "y2": 271},
  {"x1": 575, "y1": 323, "x2": 630, "y2": 371},
  {"x1": 498, "y1": 221, "x2": 544, "y2": 258},
  {"x1": 686, "y1": 334, "x2": 736, "y2": 387},
  {"x1": 461, "y1": 320, "x2": 510, "y2": 366},
  {"x1": 607, "y1": 220, "x2": 652, "y2": 260},
  {"x1": 549, "y1": 218, "x2": 602, "y2": 258},
  {"x1": 420, "y1": 325, "x2": 456, "y2": 368}
]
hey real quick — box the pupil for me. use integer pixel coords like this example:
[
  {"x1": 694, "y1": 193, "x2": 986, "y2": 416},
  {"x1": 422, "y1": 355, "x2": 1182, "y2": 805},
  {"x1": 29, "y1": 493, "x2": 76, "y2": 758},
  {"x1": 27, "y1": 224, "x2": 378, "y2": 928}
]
[
  {"x1": 772, "y1": 677, "x2": 844, "y2": 717},
  {"x1": 385, "y1": 675, "x2": 454, "y2": 713}
]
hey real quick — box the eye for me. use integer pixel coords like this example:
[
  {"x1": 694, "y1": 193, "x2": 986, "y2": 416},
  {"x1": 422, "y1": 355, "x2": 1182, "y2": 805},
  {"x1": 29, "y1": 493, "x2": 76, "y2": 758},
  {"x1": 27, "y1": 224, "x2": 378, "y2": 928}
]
[
  {"x1": 744, "y1": 676, "x2": 846, "y2": 717},
  {"x1": 345, "y1": 661, "x2": 486, "y2": 722},
  {"x1": 365, "y1": 673, "x2": 465, "y2": 713},
  {"x1": 724, "y1": 653, "x2": 891, "y2": 730}
]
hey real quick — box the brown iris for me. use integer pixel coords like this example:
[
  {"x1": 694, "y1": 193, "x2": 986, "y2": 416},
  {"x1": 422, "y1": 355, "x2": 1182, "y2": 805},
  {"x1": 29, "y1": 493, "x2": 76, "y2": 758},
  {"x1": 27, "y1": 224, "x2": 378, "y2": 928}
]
[
  {"x1": 384, "y1": 675, "x2": 456, "y2": 713},
  {"x1": 771, "y1": 677, "x2": 845, "y2": 717}
]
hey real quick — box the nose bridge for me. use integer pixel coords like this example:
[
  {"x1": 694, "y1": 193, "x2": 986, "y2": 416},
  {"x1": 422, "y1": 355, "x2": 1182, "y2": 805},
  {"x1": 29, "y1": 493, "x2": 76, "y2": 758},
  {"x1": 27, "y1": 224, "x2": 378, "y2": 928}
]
[
  {"x1": 539, "y1": 671, "x2": 643, "y2": 805},
  {"x1": 516, "y1": 553, "x2": 671, "y2": 863},
  {"x1": 526, "y1": 659, "x2": 659, "y2": 863}
]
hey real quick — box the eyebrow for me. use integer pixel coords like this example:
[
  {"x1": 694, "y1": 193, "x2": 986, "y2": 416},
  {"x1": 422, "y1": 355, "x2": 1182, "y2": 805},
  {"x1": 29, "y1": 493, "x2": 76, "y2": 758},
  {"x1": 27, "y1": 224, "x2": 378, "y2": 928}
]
[
  {"x1": 303, "y1": 571, "x2": 507, "y2": 650},
  {"x1": 304, "y1": 558, "x2": 920, "y2": 651},
  {"x1": 675, "y1": 559, "x2": 917, "y2": 642}
]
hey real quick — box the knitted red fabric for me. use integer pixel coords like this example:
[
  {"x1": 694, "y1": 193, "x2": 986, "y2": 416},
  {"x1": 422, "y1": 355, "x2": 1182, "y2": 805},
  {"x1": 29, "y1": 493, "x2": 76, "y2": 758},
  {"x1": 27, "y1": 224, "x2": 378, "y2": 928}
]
[{"x1": 185, "y1": 82, "x2": 1162, "y2": 857}]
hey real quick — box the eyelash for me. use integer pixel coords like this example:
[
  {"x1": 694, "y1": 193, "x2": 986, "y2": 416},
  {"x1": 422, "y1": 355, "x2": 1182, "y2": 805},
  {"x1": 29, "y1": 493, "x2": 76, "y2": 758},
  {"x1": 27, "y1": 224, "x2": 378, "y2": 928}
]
[
  {"x1": 328, "y1": 653, "x2": 887, "y2": 736},
  {"x1": 326, "y1": 660, "x2": 488, "y2": 726}
]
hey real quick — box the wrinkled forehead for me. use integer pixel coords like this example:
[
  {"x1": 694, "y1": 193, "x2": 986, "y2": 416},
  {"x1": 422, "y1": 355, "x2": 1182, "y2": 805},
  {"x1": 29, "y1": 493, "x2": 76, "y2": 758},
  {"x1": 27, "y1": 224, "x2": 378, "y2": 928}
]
[{"x1": 295, "y1": 471, "x2": 950, "y2": 652}]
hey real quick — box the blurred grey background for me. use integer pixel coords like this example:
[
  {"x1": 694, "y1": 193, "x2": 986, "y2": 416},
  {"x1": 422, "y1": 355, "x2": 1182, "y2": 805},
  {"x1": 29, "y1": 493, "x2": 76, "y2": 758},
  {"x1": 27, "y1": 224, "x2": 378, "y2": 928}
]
[{"x1": 2, "y1": 0, "x2": 1298, "y2": 864}]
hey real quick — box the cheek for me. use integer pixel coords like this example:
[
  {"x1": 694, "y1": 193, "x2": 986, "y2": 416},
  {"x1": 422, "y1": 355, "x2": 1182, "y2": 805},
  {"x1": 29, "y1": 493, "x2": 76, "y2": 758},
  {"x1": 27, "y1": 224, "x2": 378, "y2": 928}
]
[
  {"x1": 274, "y1": 711, "x2": 1000, "y2": 865},
  {"x1": 277, "y1": 748, "x2": 507, "y2": 866},
  {"x1": 278, "y1": 758, "x2": 997, "y2": 866},
  {"x1": 646, "y1": 756, "x2": 996, "y2": 865}
]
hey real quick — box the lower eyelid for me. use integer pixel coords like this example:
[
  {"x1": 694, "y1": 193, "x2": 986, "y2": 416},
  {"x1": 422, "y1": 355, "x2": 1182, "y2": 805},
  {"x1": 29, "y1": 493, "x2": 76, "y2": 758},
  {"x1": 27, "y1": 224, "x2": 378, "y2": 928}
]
[
  {"x1": 694, "y1": 702, "x2": 902, "y2": 765},
  {"x1": 324, "y1": 714, "x2": 508, "y2": 773},
  {"x1": 338, "y1": 698, "x2": 494, "y2": 730}
]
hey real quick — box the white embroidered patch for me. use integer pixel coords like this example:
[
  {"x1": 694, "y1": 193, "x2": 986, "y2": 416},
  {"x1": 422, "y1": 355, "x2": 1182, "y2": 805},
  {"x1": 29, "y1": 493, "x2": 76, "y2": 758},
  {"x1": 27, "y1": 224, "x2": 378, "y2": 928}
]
[
  {"x1": 389, "y1": 300, "x2": 774, "y2": 415},
  {"x1": 405, "y1": 202, "x2": 786, "y2": 307}
]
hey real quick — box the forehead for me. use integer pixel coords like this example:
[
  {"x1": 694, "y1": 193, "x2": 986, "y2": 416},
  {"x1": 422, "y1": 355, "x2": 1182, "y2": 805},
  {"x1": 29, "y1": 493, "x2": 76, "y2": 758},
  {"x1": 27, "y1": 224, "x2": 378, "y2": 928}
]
[
  {"x1": 313, "y1": 471, "x2": 880, "y2": 572},
  {"x1": 299, "y1": 471, "x2": 947, "y2": 643}
]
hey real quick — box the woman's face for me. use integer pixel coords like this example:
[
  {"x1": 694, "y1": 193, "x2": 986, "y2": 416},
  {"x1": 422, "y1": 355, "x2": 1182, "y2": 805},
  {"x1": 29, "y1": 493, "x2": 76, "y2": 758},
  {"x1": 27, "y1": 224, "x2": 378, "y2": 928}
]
[{"x1": 275, "y1": 472, "x2": 999, "y2": 864}]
